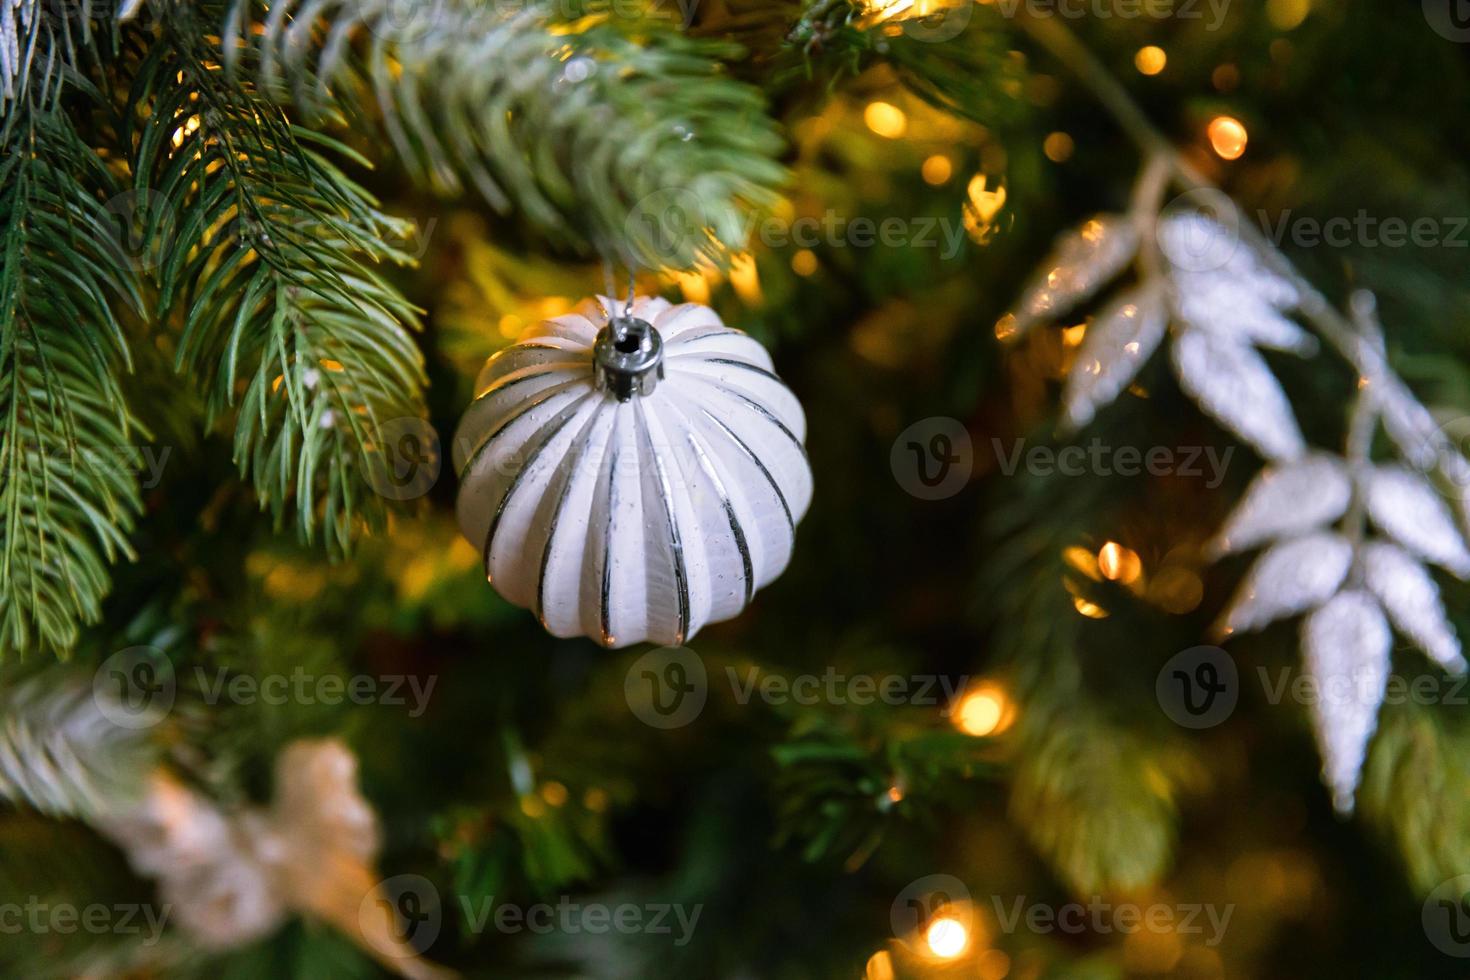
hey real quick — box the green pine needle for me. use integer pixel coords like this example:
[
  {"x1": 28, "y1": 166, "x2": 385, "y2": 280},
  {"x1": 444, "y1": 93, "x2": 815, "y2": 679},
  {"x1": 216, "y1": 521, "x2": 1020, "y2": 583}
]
[
  {"x1": 230, "y1": 0, "x2": 788, "y2": 270},
  {"x1": 135, "y1": 10, "x2": 428, "y2": 556},
  {"x1": 0, "y1": 111, "x2": 145, "y2": 656}
]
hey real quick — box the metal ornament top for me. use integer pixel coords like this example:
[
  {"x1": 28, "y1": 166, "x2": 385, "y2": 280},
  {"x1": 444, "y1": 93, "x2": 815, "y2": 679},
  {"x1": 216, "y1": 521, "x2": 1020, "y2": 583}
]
[{"x1": 593, "y1": 315, "x2": 664, "y2": 400}]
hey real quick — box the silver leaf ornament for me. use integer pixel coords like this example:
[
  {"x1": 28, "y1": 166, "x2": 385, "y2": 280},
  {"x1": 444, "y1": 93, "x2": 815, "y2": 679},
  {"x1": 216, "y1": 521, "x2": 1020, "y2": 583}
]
[
  {"x1": 1171, "y1": 328, "x2": 1306, "y2": 462},
  {"x1": 1209, "y1": 454, "x2": 1352, "y2": 557},
  {"x1": 1170, "y1": 271, "x2": 1317, "y2": 355},
  {"x1": 1002, "y1": 215, "x2": 1138, "y2": 338},
  {"x1": 1361, "y1": 540, "x2": 1466, "y2": 674},
  {"x1": 1363, "y1": 464, "x2": 1470, "y2": 578},
  {"x1": 1061, "y1": 282, "x2": 1168, "y2": 430},
  {"x1": 1217, "y1": 531, "x2": 1353, "y2": 635},
  {"x1": 1301, "y1": 590, "x2": 1392, "y2": 814}
]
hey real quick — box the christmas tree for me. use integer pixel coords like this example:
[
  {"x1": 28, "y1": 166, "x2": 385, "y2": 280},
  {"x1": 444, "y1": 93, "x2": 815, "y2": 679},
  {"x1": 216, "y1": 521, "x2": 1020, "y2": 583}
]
[{"x1": 3, "y1": 0, "x2": 1470, "y2": 976}]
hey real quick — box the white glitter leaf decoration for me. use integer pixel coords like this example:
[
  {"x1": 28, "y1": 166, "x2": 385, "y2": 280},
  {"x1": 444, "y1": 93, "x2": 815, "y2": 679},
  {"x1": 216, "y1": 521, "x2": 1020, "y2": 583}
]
[
  {"x1": 1171, "y1": 329, "x2": 1306, "y2": 462},
  {"x1": 1157, "y1": 212, "x2": 1300, "y2": 308},
  {"x1": 1362, "y1": 540, "x2": 1466, "y2": 674},
  {"x1": 1003, "y1": 215, "x2": 1138, "y2": 338},
  {"x1": 1301, "y1": 589, "x2": 1391, "y2": 814},
  {"x1": 1217, "y1": 531, "x2": 1353, "y2": 635},
  {"x1": 1376, "y1": 376, "x2": 1441, "y2": 471},
  {"x1": 1364, "y1": 465, "x2": 1470, "y2": 578},
  {"x1": 1061, "y1": 283, "x2": 1168, "y2": 430},
  {"x1": 1172, "y1": 272, "x2": 1317, "y2": 355},
  {"x1": 1209, "y1": 454, "x2": 1352, "y2": 558}
]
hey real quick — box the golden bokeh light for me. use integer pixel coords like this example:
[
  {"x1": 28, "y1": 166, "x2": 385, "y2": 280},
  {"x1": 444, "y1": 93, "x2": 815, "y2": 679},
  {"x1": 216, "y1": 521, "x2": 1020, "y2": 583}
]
[
  {"x1": 791, "y1": 249, "x2": 819, "y2": 277},
  {"x1": 925, "y1": 916, "x2": 970, "y2": 959},
  {"x1": 922, "y1": 153, "x2": 954, "y2": 185},
  {"x1": 1073, "y1": 596, "x2": 1109, "y2": 619},
  {"x1": 1098, "y1": 541, "x2": 1143, "y2": 584},
  {"x1": 977, "y1": 948, "x2": 1012, "y2": 980},
  {"x1": 954, "y1": 683, "x2": 1016, "y2": 737},
  {"x1": 865, "y1": 950, "x2": 896, "y2": 980},
  {"x1": 729, "y1": 252, "x2": 762, "y2": 305},
  {"x1": 864, "y1": 101, "x2": 908, "y2": 138},
  {"x1": 1135, "y1": 45, "x2": 1167, "y2": 76},
  {"x1": 1043, "y1": 131, "x2": 1075, "y2": 163},
  {"x1": 1208, "y1": 115, "x2": 1248, "y2": 160},
  {"x1": 1267, "y1": 0, "x2": 1310, "y2": 30}
]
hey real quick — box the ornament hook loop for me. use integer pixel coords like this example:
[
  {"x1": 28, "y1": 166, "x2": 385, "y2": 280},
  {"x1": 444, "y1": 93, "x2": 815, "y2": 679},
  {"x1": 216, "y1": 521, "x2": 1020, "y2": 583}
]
[{"x1": 595, "y1": 315, "x2": 663, "y2": 400}]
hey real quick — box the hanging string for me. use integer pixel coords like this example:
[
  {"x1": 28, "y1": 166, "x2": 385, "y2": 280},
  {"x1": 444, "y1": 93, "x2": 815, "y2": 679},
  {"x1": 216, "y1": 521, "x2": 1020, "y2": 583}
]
[{"x1": 601, "y1": 258, "x2": 639, "y2": 345}]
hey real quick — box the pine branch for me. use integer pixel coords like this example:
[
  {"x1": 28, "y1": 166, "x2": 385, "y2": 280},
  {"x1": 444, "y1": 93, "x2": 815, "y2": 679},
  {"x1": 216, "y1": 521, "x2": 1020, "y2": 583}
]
[
  {"x1": 134, "y1": 8, "x2": 428, "y2": 555},
  {"x1": 0, "y1": 672, "x2": 157, "y2": 817},
  {"x1": 0, "y1": 110, "x2": 145, "y2": 655},
  {"x1": 229, "y1": 0, "x2": 787, "y2": 270}
]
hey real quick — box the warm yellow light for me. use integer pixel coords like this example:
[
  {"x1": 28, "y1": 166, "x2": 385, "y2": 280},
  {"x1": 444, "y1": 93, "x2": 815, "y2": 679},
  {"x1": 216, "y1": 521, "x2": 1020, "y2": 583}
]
[
  {"x1": 729, "y1": 252, "x2": 762, "y2": 305},
  {"x1": 1135, "y1": 45, "x2": 1167, "y2": 76},
  {"x1": 1098, "y1": 541, "x2": 1143, "y2": 584},
  {"x1": 1208, "y1": 115, "x2": 1248, "y2": 160},
  {"x1": 540, "y1": 781, "x2": 569, "y2": 806},
  {"x1": 964, "y1": 174, "x2": 1008, "y2": 243},
  {"x1": 1267, "y1": 0, "x2": 1309, "y2": 30},
  {"x1": 977, "y1": 948, "x2": 1012, "y2": 980},
  {"x1": 791, "y1": 249, "x2": 818, "y2": 277},
  {"x1": 864, "y1": 101, "x2": 908, "y2": 139},
  {"x1": 954, "y1": 684, "x2": 1015, "y2": 737},
  {"x1": 925, "y1": 916, "x2": 969, "y2": 959},
  {"x1": 674, "y1": 267, "x2": 711, "y2": 304},
  {"x1": 1073, "y1": 596, "x2": 1109, "y2": 619},
  {"x1": 498, "y1": 314, "x2": 523, "y2": 338},
  {"x1": 993, "y1": 314, "x2": 1018, "y2": 341},
  {"x1": 922, "y1": 154, "x2": 953, "y2": 185},
  {"x1": 865, "y1": 950, "x2": 896, "y2": 980},
  {"x1": 1043, "y1": 131, "x2": 1074, "y2": 163}
]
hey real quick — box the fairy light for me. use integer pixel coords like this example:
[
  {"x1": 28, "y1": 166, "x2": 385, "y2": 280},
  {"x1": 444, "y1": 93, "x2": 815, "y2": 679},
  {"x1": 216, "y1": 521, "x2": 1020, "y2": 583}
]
[
  {"x1": 1073, "y1": 596, "x2": 1109, "y2": 619},
  {"x1": 1208, "y1": 116, "x2": 1248, "y2": 160},
  {"x1": 925, "y1": 916, "x2": 970, "y2": 959},
  {"x1": 864, "y1": 101, "x2": 908, "y2": 138},
  {"x1": 1043, "y1": 131, "x2": 1074, "y2": 163},
  {"x1": 954, "y1": 683, "x2": 1016, "y2": 737},
  {"x1": 1267, "y1": 0, "x2": 1310, "y2": 30},
  {"x1": 1098, "y1": 541, "x2": 1143, "y2": 584},
  {"x1": 1135, "y1": 45, "x2": 1167, "y2": 76},
  {"x1": 791, "y1": 249, "x2": 818, "y2": 276},
  {"x1": 865, "y1": 950, "x2": 896, "y2": 980},
  {"x1": 729, "y1": 253, "x2": 762, "y2": 305},
  {"x1": 498, "y1": 313, "x2": 524, "y2": 338},
  {"x1": 964, "y1": 174, "x2": 1007, "y2": 243},
  {"x1": 922, "y1": 154, "x2": 953, "y2": 185}
]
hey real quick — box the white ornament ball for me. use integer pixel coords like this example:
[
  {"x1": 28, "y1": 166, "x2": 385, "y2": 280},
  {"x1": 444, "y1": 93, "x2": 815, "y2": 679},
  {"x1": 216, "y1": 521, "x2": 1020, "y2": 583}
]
[{"x1": 454, "y1": 296, "x2": 813, "y2": 647}]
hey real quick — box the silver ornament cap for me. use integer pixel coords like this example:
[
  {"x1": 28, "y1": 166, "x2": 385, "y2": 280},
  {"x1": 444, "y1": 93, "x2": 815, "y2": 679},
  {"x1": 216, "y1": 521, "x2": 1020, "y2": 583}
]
[{"x1": 593, "y1": 316, "x2": 663, "y2": 400}]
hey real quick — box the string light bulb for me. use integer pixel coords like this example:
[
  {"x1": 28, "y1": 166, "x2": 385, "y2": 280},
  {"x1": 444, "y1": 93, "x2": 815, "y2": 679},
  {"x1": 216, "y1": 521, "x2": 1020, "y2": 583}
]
[
  {"x1": 925, "y1": 916, "x2": 970, "y2": 959},
  {"x1": 1208, "y1": 115, "x2": 1248, "y2": 160}
]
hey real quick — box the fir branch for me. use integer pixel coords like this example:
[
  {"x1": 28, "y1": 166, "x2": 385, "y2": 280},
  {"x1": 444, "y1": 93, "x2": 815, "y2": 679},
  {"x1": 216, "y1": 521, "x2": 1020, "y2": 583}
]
[
  {"x1": 0, "y1": 110, "x2": 145, "y2": 655},
  {"x1": 228, "y1": 0, "x2": 787, "y2": 270},
  {"x1": 0, "y1": 672, "x2": 156, "y2": 817},
  {"x1": 135, "y1": 9, "x2": 428, "y2": 555}
]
